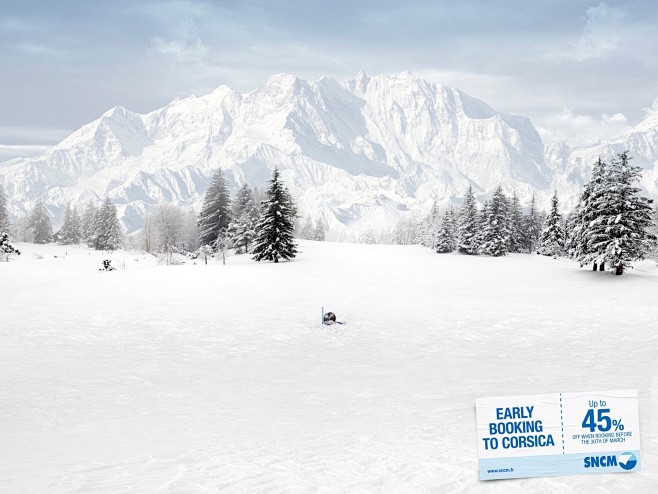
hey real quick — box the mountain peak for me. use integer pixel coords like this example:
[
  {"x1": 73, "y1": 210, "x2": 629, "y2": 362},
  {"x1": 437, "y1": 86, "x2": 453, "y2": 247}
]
[
  {"x1": 396, "y1": 70, "x2": 417, "y2": 79},
  {"x1": 355, "y1": 69, "x2": 368, "y2": 80},
  {"x1": 264, "y1": 73, "x2": 301, "y2": 89},
  {"x1": 346, "y1": 70, "x2": 370, "y2": 94},
  {"x1": 633, "y1": 110, "x2": 658, "y2": 133},
  {"x1": 5, "y1": 71, "x2": 654, "y2": 236},
  {"x1": 101, "y1": 105, "x2": 132, "y2": 119}
]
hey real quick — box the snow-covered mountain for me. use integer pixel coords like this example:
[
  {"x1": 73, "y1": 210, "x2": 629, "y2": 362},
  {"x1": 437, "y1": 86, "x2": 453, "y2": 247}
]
[
  {"x1": 545, "y1": 111, "x2": 658, "y2": 202},
  {"x1": 1, "y1": 71, "x2": 656, "y2": 236}
]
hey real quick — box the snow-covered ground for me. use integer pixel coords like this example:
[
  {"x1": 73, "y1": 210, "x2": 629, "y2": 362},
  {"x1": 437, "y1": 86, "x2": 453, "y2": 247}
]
[{"x1": 1, "y1": 240, "x2": 657, "y2": 493}]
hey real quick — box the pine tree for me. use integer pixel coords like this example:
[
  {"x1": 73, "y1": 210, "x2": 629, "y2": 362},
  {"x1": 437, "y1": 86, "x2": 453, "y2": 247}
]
[
  {"x1": 569, "y1": 158, "x2": 607, "y2": 269},
  {"x1": 27, "y1": 200, "x2": 53, "y2": 244},
  {"x1": 524, "y1": 195, "x2": 543, "y2": 253},
  {"x1": 252, "y1": 168, "x2": 298, "y2": 263},
  {"x1": 0, "y1": 232, "x2": 20, "y2": 261},
  {"x1": 198, "y1": 169, "x2": 232, "y2": 250},
  {"x1": 507, "y1": 191, "x2": 524, "y2": 253},
  {"x1": 226, "y1": 213, "x2": 256, "y2": 254},
  {"x1": 475, "y1": 200, "x2": 489, "y2": 251},
  {"x1": 649, "y1": 205, "x2": 658, "y2": 261},
  {"x1": 435, "y1": 206, "x2": 457, "y2": 253},
  {"x1": 313, "y1": 221, "x2": 326, "y2": 241},
  {"x1": 0, "y1": 183, "x2": 10, "y2": 235},
  {"x1": 59, "y1": 203, "x2": 82, "y2": 244},
  {"x1": 227, "y1": 183, "x2": 259, "y2": 253},
  {"x1": 300, "y1": 217, "x2": 315, "y2": 240},
  {"x1": 417, "y1": 201, "x2": 441, "y2": 248},
  {"x1": 588, "y1": 152, "x2": 656, "y2": 275},
  {"x1": 457, "y1": 186, "x2": 479, "y2": 255},
  {"x1": 232, "y1": 183, "x2": 259, "y2": 220},
  {"x1": 538, "y1": 191, "x2": 565, "y2": 256},
  {"x1": 480, "y1": 186, "x2": 509, "y2": 257},
  {"x1": 448, "y1": 205, "x2": 458, "y2": 245},
  {"x1": 94, "y1": 197, "x2": 123, "y2": 250},
  {"x1": 81, "y1": 200, "x2": 98, "y2": 247}
]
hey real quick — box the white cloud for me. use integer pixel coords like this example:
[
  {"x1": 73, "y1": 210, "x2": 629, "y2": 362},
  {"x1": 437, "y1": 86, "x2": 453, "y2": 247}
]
[
  {"x1": 641, "y1": 97, "x2": 658, "y2": 117},
  {"x1": 0, "y1": 144, "x2": 50, "y2": 161},
  {"x1": 152, "y1": 36, "x2": 209, "y2": 64},
  {"x1": 571, "y1": 3, "x2": 628, "y2": 60},
  {"x1": 147, "y1": 2, "x2": 211, "y2": 65},
  {"x1": 535, "y1": 108, "x2": 631, "y2": 145}
]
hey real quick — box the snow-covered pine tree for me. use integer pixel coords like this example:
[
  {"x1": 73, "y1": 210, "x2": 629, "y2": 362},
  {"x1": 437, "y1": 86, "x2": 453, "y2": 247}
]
[
  {"x1": 524, "y1": 195, "x2": 543, "y2": 253},
  {"x1": 507, "y1": 191, "x2": 524, "y2": 253},
  {"x1": 300, "y1": 216, "x2": 315, "y2": 240},
  {"x1": 479, "y1": 186, "x2": 509, "y2": 257},
  {"x1": 59, "y1": 203, "x2": 82, "y2": 244},
  {"x1": 226, "y1": 213, "x2": 256, "y2": 254},
  {"x1": 94, "y1": 197, "x2": 123, "y2": 250},
  {"x1": 252, "y1": 168, "x2": 298, "y2": 263},
  {"x1": 448, "y1": 205, "x2": 458, "y2": 244},
  {"x1": 649, "y1": 205, "x2": 658, "y2": 261},
  {"x1": 0, "y1": 183, "x2": 10, "y2": 235},
  {"x1": 417, "y1": 201, "x2": 441, "y2": 248},
  {"x1": 435, "y1": 206, "x2": 457, "y2": 253},
  {"x1": 563, "y1": 209, "x2": 578, "y2": 257},
  {"x1": 27, "y1": 200, "x2": 53, "y2": 244},
  {"x1": 538, "y1": 191, "x2": 565, "y2": 256},
  {"x1": 476, "y1": 199, "x2": 490, "y2": 253},
  {"x1": 80, "y1": 200, "x2": 98, "y2": 247},
  {"x1": 198, "y1": 169, "x2": 232, "y2": 250},
  {"x1": 457, "y1": 186, "x2": 479, "y2": 255},
  {"x1": 226, "y1": 183, "x2": 259, "y2": 253},
  {"x1": 523, "y1": 194, "x2": 544, "y2": 253},
  {"x1": 313, "y1": 221, "x2": 326, "y2": 241},
  {"x1": 232, "y1": 183, "x2": 259, "y2": 220},
  {"x1": 0, "y1": 232, "x2": 20, "y2": 261},
  {"x1": 570, "y1": 157, "x2": 608, "y2": 270},
  {"x1": 589, "y1": 152, "x2": 656, "y2": 275}
]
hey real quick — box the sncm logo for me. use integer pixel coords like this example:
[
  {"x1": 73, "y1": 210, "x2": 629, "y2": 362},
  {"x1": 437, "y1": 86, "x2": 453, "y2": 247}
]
[
  {"x1": 583, "y1": 452, "x2": 637, "y2": 470},
  {"x1": 618, "y1": 452, "x2": 637, "y2": 471}
]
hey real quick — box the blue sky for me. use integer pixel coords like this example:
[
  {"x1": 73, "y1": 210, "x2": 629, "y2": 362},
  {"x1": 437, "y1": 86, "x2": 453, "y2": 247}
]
[{"x1": 2, "y1": 0, "x2": 658, "y2": 160}]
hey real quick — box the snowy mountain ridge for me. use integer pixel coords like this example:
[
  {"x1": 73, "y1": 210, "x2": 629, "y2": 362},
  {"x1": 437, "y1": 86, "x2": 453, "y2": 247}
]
[{"x1": 1, "y1": 71, "x2": 657, "y2": 236}]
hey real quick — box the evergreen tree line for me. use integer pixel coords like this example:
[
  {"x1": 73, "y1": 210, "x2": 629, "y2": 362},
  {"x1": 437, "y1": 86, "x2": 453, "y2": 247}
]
[
  {"x1": 417, "y1": 185, "x2": 547, "y2": 257},
  {"x1": 197, "y1": 167, "x2": 298, "y2": 263},
  {"x1": 0, "y1": 166, "x2": 300, "y2": 265},
  {"x1": 413, "y1": 152, "x2": 656, "y2": 275},
  {"x1": 2, "y1": 154, "x2": 655, "y2": 271},
  {"x1": 299, "y1": 216, "x2": 326, "y2": 241},
  {"x1": 49, "y1": 198, "x2": 123, "y2": 250},
  {"x1": 1, "y1": 191, "x2": 124, "y2": 251}
]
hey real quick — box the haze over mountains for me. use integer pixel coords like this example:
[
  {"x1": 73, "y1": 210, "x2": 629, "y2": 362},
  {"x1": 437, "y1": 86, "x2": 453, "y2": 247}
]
[{"x1": 1, "y1": 72, "x2": 657, "y2": 236}]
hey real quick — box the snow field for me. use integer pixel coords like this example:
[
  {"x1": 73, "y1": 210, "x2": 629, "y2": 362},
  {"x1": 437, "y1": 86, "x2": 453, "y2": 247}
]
[{"x1": 1, "y1": 240, "x2": 657, "y2": 492}]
